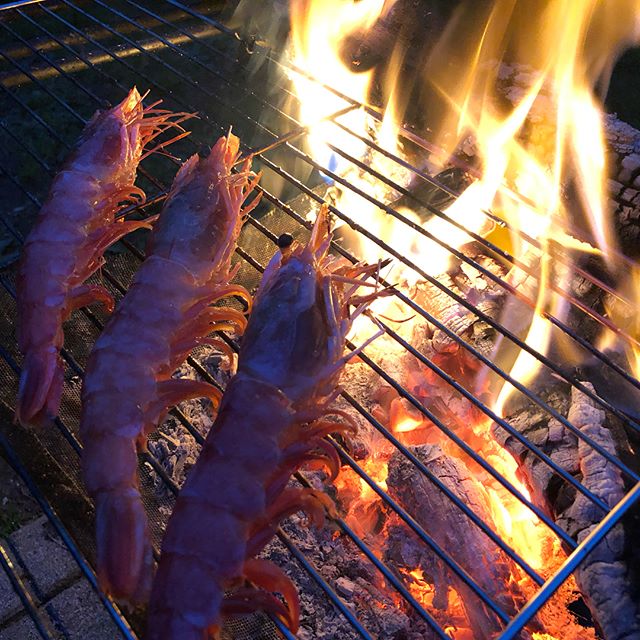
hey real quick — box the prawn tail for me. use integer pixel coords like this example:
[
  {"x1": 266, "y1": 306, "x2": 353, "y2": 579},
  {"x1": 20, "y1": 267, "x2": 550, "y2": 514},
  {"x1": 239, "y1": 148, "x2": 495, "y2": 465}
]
[
  {"x1": 15, "y1": 347, "x2": 64, "y2": 428},
  {"x1": 94, "y1": 489, "x2": 153, "y2": 604}
]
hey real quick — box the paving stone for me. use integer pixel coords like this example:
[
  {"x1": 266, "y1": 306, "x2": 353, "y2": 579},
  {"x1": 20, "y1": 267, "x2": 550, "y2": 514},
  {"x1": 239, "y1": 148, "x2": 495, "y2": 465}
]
[
  {"x1": 8, "y1": 517, "x2": 80, "y2": 599},
  {"x1": 47, "y1": 580, "x2": 120, "y2": 640},
  {"x1": 0, "y1": 549, "x2": 25, "y2": 625},
  {"x1": 0, "y1": 613, "x2": 52, "y2": 640}
]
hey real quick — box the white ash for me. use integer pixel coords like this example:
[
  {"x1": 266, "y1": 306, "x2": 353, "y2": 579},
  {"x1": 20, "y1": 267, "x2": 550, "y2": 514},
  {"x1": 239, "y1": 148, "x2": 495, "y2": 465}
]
[
  {"x1": 147, "y1": 345, "x2": 234, "y2": 496},
  {"x1": 263, "y1": 472, "x2": 439, "y2": 640},
  {"x1": 563, "y1": 385, "x2": 640, "y2": 640}
]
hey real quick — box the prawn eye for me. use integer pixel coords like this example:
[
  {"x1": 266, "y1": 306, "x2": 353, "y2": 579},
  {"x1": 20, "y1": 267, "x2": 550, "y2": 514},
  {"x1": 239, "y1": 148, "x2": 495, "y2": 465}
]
[{"x1": 277, "y1": 233, "x2": 294, "y2": 249}]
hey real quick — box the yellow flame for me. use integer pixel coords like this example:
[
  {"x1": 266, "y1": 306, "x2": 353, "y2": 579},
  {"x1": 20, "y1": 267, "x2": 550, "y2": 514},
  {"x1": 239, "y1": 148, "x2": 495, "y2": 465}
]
[
  {"x1": 394, "y1": 414, "x2": 422, "y2": 434},
  {"x1": 290, "y1": 4, "x2": 640, "y2": 633},
  {"x1": 443, "y1": 0, "x2": 640, "y2": 415},
  {"x1": 289, "y1": 0, "x2": 385, "y2": 170},
  {"x1": 598, "y1": 265, "x2": 640, "y2": 380},
  {"x1": 472, "y1": 420, "x2": 547, "y2": 570}
]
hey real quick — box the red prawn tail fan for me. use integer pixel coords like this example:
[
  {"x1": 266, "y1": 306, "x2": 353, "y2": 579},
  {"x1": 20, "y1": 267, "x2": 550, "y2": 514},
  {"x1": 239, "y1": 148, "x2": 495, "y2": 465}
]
[
  {"x1": 93, "y1": 486, "x2": 154, "y2": 604},
  {"x1": 15, "y1": 347, "x2": 64, "y2": 427}
]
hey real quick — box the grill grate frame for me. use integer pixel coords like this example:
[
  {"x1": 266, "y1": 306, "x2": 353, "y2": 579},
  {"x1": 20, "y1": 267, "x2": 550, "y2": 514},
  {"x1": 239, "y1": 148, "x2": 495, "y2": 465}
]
[{"x1": 0, "y1": 1, "x2": 639, "y2": 639}]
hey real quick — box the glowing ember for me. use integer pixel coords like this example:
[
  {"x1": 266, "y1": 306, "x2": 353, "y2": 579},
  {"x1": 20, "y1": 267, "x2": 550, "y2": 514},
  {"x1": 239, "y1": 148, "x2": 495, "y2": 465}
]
[{"x1": 393, "y1": 415, "x2": 422, "y2": 434}]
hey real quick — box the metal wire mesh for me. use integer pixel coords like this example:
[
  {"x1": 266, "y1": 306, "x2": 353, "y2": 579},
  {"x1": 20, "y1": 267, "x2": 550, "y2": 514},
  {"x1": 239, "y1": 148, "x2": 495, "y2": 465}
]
[{"x1": 0, "y1": 1, "x2": 639, "y2": 639}]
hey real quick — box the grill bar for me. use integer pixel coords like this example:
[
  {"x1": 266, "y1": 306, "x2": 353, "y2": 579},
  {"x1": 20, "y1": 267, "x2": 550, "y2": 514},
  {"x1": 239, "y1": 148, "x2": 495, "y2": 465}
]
[
  {"x1": 327, "y1": 128, "x2": 640, "y2": 361},
  {"x1": 0, "y1": 280, "x2": 306, "y2": 640},
  {"x1": 325, "y1": 136, "x2": 640, "y2": 385},
  {"x1": 240, "y1": 205, "x2": 582, "y2": 543},
  {"x1": 8, "y1": 0, "x2": 639, "y2": 446},
  {"x1": 1, "y1": 1, "x2": 614, "y2": 529},
  {"x1": 500, "y1": 479, "x2": 640, "y2": 639},
  {"x1": 78, "y1": 0, "x2": 640, "y2": 419},
  {"x1": 244, "y1": 6, "x2": 640, "y2": 288},
  {"x1": 255, "y1": 153, "x2": 640, "y2": 468},
  {"x1": 0, "y1": 2, "x2": 616, "y2": 548},
  {"x1": 0, "y1": 162, "x2": 506, "y2": 630},
  {"x1": 260, "y1": 147, "x2": 640, "y2": 433},
  {"x1": 0, "y1": 42, "x2": 596, "y2": 584},
  {"x1": 2, "y1": 2, "x2": 639, "y2": 638},
  {"x1": 0, "y1": 0, "x2": 45, "y2": 10}
]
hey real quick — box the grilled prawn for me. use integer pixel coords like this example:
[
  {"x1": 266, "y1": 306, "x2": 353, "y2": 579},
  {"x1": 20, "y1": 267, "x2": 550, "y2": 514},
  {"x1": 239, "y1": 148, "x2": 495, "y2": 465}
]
[
  {"x1": 80, "y1": 134, "x2": 259, "y2": 604},
  {"x1": 146, "y1": 205, "x2": 383, "y2": 640},
  {"x1": 16, "y1": 87, "x2": 188, "y2": 427}
]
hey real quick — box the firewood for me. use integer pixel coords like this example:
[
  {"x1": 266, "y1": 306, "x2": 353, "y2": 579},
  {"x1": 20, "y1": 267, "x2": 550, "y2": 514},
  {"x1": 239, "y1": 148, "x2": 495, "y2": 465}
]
[
  {"x1": 385, "y1": 444, "x2": 529, "y2": 640},
  {"x1": 498, "y1": 383, "x2": 640, "y2": 639}
]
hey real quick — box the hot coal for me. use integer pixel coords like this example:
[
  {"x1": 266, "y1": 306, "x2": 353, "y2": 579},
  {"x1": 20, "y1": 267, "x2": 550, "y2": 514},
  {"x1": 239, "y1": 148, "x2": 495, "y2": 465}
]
[{"x1": 264, "y1": 501, "x2": 426, "y2": 640}]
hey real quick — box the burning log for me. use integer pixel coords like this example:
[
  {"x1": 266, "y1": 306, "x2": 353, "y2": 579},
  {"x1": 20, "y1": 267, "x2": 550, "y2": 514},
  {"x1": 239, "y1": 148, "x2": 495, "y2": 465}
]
[
  {"x1": 384, "y1": 444, "x2": 529, "y2": 640},
  {"x1": 497, "y1": 383, "x2": 640, "y2": 640},
  {"x1": 368, "y1": 245, "x2": 508, "y2": 443},
  {"x1": 338, "y1": 0, "x2": 462, "y2": 73}
]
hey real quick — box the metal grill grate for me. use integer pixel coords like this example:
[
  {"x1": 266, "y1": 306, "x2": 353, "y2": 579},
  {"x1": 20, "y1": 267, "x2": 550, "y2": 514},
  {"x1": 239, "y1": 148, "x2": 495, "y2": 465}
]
[{"x1": 0, "y1": 1, "x2": 639, "y2": 639}]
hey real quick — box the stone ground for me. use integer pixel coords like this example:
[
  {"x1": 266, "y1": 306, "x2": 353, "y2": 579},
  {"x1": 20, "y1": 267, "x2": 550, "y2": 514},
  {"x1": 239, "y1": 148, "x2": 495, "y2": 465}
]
[{"x1": 0, "y1": 459, "x2": 124, "y2": 639}]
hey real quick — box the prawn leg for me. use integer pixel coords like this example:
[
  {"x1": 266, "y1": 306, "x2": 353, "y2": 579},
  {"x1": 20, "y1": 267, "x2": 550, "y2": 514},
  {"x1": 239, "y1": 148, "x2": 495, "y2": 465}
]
[
  {"x1": 90, "y1": 215, "x2": 157, "y2": 258},
  {"x1": 169, "y1": 306, "x2": 247, "y2": 364},
  {"x1": 247, "y1": 488, "x2": 333, "y2": 558},
  {"x1": 197, "y1": 282, "x2": 252, "y2": 311},
  {"x1": 225, "y1": 558, "x2": 300, "y2": 631},
  {"x1": 182, "y1": 305, "x2": 249, "y2": 336},
  {"x1": 64, "y1": 283, "x2": 114, "y2": 319},
  {"x1": 278, "y1": 437, "x2": 341, "y2": 481},
  {"x1": 79, "y1": 217, "x2": 159, "y2": 283},
  {"x1": 221, "y1": 586, "x2": 294, "y2": 632},
  {"x1": 144, "y1": 378, "x2": 223, "y2": 430}
]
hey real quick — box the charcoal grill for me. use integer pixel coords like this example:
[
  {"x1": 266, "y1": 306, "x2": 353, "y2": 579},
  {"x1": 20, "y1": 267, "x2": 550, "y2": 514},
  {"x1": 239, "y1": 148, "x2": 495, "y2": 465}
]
[{"x1": 1, "y1": 1, "x2": 639, "y2": 639}]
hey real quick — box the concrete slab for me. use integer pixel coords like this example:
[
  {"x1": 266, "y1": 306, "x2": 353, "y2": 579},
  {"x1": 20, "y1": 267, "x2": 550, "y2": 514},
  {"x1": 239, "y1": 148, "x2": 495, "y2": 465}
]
[
  {"x1": 0, "y1": 613, "x2": 52, "y2": 640},
  {"x1": 46, "y1": 580, "x2": 121, "y2": 640},
  {"x1": 8, "y1": 517, "x2": 80, "y2": 599},
  {"x1": 0, "y1": 547, "x2": 26, "y2": 625}
]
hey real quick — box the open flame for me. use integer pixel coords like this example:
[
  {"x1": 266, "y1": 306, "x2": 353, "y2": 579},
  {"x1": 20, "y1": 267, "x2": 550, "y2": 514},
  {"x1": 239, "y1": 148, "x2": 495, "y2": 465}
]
[
  {"x1": 598, "y1": 264, "x2": 640, "y2": 381},
  {"x1": 289, "y1": 0, "x2": 385, "y2": 172},
  {"x1": 286, "y1": 0, "x2": 640, "y2": 636}
]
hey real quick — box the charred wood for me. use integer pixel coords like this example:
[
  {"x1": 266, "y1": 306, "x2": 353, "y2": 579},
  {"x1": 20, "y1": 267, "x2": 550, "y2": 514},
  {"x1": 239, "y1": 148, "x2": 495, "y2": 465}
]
[{"x1": 497, "y1": 383, "x2": 640, "y2": 640}]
